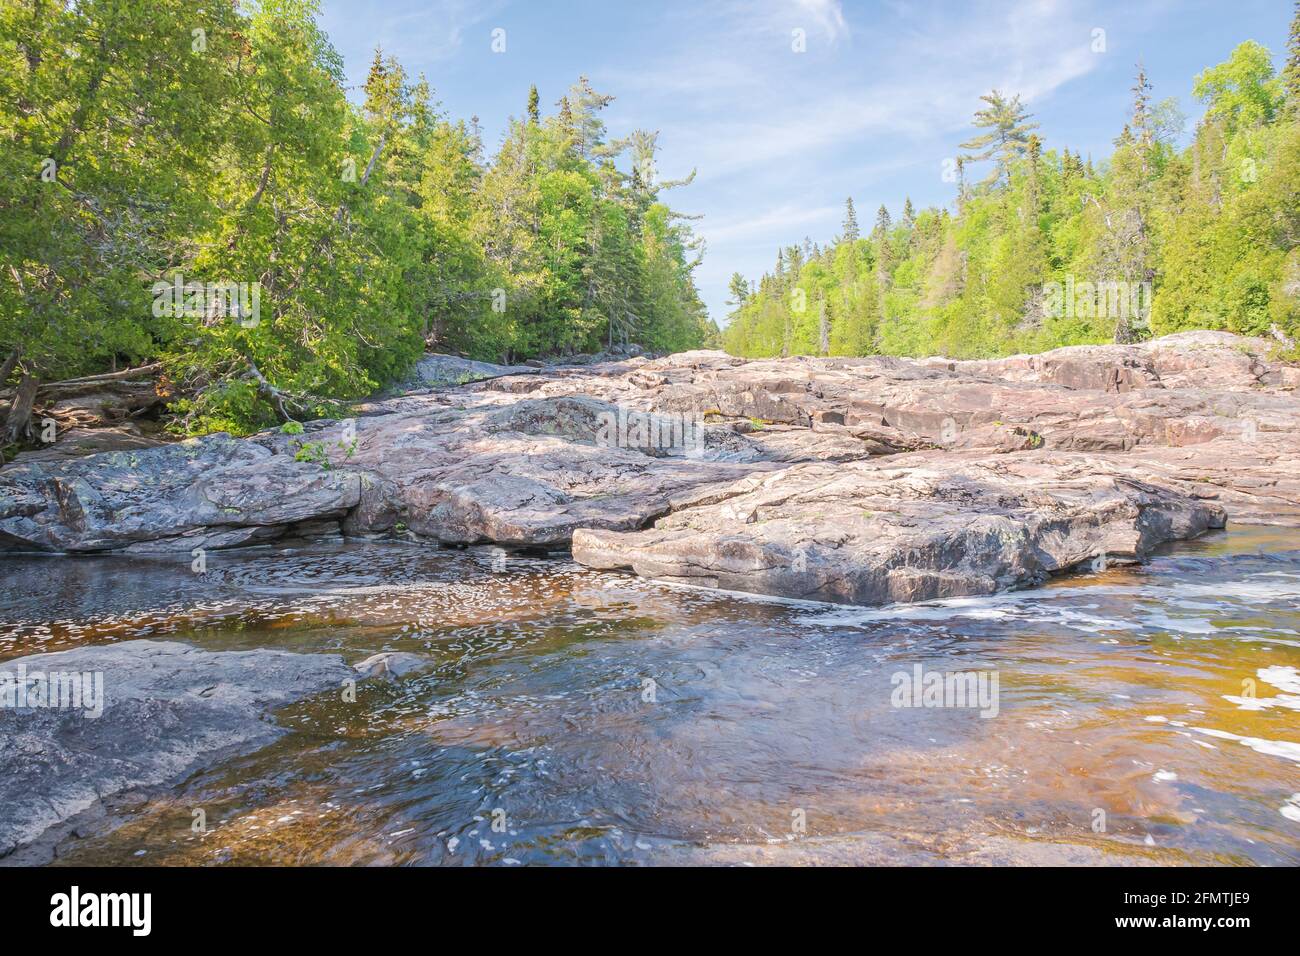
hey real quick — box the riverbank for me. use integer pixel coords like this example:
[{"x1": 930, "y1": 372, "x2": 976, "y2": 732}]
[
  {"x1": 3, "y1": 331, "x2": 1297, "y2": 605},
  {"x1": 3, "y1": 331, "x2": 1298, "y2": 862}
]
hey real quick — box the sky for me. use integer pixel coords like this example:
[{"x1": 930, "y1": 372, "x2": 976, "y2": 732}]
[{"x1": 318, "y1": 0, "x2": 1295, "y2": 327}]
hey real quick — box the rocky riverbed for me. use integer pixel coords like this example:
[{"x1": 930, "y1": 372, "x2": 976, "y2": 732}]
[
  {"x1": 1, "y1": 331, "x2": 1297, "y2": 864},
  {"x1": 2, "y1": 331, "x2": 1296, "y2": 604}
]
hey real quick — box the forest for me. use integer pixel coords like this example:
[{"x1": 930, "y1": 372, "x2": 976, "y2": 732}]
[
  {"x1": 722, "y1": 13, "x2": 1300, "y2": 362},
  {"x1": 0, "y1": 0, "x2": 715, "y2": 439}
]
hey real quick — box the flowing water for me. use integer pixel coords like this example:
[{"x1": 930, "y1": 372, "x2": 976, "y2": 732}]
[{"x1": 1, "y1": 526, "x2": 1298, "y2": 866}]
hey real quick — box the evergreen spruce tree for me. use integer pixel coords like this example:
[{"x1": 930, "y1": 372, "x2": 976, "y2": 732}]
[
  {"x1": 842, "y1": 197, "x2": 860, "y2": 240},
  {"x1": 872, "y1": 204, "x2": 892, "y2": 239},
  {"x1": 1284, "y1": 1, "x2": 1300, "y2": 111}
]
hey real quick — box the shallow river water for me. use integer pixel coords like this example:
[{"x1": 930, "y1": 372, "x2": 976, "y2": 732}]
[{"x1": 2, "y1": 526, "x2": 1298, "y2": 865}]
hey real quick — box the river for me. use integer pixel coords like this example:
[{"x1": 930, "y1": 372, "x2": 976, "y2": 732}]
[{"x1": 1, "y1": 526, "x2": 1297, "y2": 865}]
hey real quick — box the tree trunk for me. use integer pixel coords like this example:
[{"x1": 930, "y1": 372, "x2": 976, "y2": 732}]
[
  {"x1": 0, "y1": 347, "x2": 19, "y2": 387},
  {"x1": 4, "y1": 373, "x2": 39, "y2": 444}
]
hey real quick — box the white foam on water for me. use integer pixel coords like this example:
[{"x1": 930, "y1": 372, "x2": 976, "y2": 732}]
[
  {"x1": 655, "y1": 578, "x2": 846, "y2": 611},
  {"x1": 1223, "y1": 665, "x2": 1300, "y2": 711},
  {"x1": 1260, "y1": 665, "x2": 1300, "y2": 695},
  {"x1": 1058, "y1": 609, "x2": 1141, "y2": 633},
  {"x1": 1190, "y1": 727, "x2": 1300, "y2": 763},
  {"x1": 793, "y1": 587, "x2": 1137, "y2": 628},
  {"x1": 1281, "y1": 795, "x2": 1300, "y2": 823},
  {"x1": 1170, "y1": 577, "x2": 1300, "y2": 602},
  {"x1": 1139, "y1": 611, "x2": 1217, "y2": 635}
]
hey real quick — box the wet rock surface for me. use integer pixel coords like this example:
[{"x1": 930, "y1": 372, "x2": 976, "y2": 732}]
[
  {"x1": 1, "y1": 331, "x2": 1295, "y2": 600},
  {"x1": 0, "y1": 640, "x2": 354, "y2": 859}
]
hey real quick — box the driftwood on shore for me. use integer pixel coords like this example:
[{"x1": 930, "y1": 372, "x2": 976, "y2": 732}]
[{"x1": 0, "y1": 361, "x2": 166, "y2": 458}]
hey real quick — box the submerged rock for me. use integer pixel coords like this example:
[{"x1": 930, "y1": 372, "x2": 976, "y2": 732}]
[
  {"x1": 354, "y1": 651, "x2": 434, "y2": 679},
  {"x1": 0, "y1": 640, "x2": 354, "y2": 859}
]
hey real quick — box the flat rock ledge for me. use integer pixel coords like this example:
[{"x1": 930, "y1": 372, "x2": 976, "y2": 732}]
[
  {"x1": 0, "y1": 331, "x2": 1295, "y2": 604},
  {"x1": 0, "y1": 640, "x2": 356, "y2": 860},
  {"x1": 573, "y1": 453, "x2": 1227, "y2": 605}
]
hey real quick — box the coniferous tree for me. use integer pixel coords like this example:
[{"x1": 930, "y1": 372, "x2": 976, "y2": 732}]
[
  {"x1": 959, "y1": 90, "x2": 1040, "y2": 186},
  {"x1": 872, "y1": 204, "x2": 892, "y2": 239},
  {"x1": 527, "y1": 84, "x2": 540, "y2": 124},
  {"x1": 1285, "y1": 1, "x2": 1300, "y2": 111},
  {"x1": 842, "y1": 197, "x2": 860, "y2": 240}
]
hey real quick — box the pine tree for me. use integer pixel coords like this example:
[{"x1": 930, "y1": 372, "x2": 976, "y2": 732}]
[
  {"x1": 363, "y1": 47, "x2": 406, "y2": 137},
  {"x1": 1131, "y1": 62, "x2": 1154, "y2": 152},
  {"x1": 727, "y1": 273, "x2": 751, "y2": 310},
  {"x1": 564, "y1": 75, "x2": 616, "y2": 159},
  {"x1": 959, "y1": 90, "x2": 1040, "y2": 186},
  {"x1": 872, "y1": 204, "x2": 892, "y2": 239},
  {"x1": 842, "y1": 197, "x2": 860, "y2": 240},
  {"x1": 527, "y1": 84, "x2": 540, "y2": 124},
  {"x1": 1284, "y1": 1, "x2": 1300, "y2": 110}
]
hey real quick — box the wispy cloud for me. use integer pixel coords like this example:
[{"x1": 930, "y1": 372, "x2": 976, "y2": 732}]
[
  {"x1": 322, "y1": 0, "x2": 507, "y2": 80},
  {"x1": 636, "y1": 0, "x2": 1105, "y2": 188},
  {"x1": 794, "y1": 0, "x2": 851, "y2": 43},
  {"x1": 703, "y1": 202, "x2": 841, "y2": 244}
]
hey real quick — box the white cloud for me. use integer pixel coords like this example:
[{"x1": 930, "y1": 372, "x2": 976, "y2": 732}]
[
  {"x1": 793, "y1": 0, "x2": 851, "y2": 44},
  {"x1": 322, "y1": 0, "x2": 506, "y2": 71},
  {"x1": 703, "y1": 202, "x2": 840, "y2": 244}
]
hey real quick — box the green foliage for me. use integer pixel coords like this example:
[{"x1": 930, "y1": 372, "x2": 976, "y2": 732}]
[
  {"x1": 725, "y1": 30, "x2": 1300, "y2": 360},
  {"x1": 0, "y1": 0, "x2": 712, "y2": 435},
  {"x1": 290, "y1": 434, "x2": 356, "y2": 469}
]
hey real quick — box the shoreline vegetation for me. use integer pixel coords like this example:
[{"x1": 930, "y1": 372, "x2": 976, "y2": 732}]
[
  {"x1": 0, "y1": 0, "x2": 715, "y2": 447},
  {"x1": 1, "y1": 2, "x2": 1297, "y2": 452},
  {"x1": 723, "y1": 22, "x2": 1300, "y2": 363}
]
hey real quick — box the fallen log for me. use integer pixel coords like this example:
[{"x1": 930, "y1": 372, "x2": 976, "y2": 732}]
[
  {"x1": 36, "y1": 362, "x2": 162, "y2": 389},
  {"x1": 0, "y1": 362, "x2": 163, "y2": 403}
]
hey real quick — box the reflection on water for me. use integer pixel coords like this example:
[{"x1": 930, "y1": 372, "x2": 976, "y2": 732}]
[{"x1": 1, "y1": 527, "x2": 1298, "y2": 866}]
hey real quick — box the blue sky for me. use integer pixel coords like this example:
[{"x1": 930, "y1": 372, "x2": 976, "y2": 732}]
[{"x1": 318, "y1": 0, "x2": 1294, "y2": 326}]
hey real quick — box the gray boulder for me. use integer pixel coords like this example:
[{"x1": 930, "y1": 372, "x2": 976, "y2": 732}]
[
  {"x1": 0, "y1": 640, "x2": 354, "y2": 858},
  {"x1": 0, "y1": 434, "x2": 361, "y2": 552},
  {"x1": 573, "y1": 452, "x2": 1227, "y2": 605}
]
